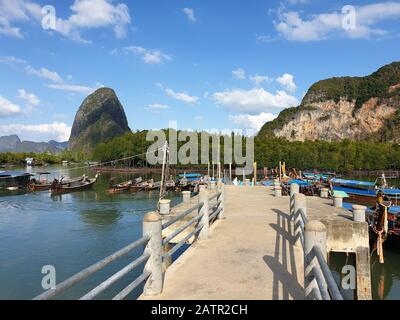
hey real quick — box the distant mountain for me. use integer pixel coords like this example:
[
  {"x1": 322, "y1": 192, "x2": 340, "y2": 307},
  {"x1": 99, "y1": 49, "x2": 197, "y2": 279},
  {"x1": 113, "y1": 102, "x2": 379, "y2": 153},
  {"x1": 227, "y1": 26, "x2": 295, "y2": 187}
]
[
  {"x1": 69, "y1": 87, "x2": 131, "y2": 152},
  {"x1": 0, "y1": 135, "x2": 68, "y2": 154},
  {"x1": 259, "y1": 61, "x2": 400, "y2": 142},
  {"x1": 0, "y1": 135, "x2": 21, "y2": 152}
]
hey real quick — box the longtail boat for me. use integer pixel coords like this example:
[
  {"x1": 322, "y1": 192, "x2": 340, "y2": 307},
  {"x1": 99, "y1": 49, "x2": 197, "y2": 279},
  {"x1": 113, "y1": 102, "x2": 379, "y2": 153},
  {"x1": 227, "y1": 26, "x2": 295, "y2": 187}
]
[
  {"x1": 107, "y1": 179, "x2": 132, "y2": 194},
  {"x1": 366, "y1": 192, "x2": 400, "y2": 264},
  {"x1": 0, "y1": 171, "x2": 33, "y2": 190},
  {"x1": 28, "y1": 172, "x2": 53, "y2": 191},
  {"x1": 51, "y1": 174, "x2": 99, "y2": 195},
  {"x1": 331, "y1": 175, "x2": 400, "y2": 206}
]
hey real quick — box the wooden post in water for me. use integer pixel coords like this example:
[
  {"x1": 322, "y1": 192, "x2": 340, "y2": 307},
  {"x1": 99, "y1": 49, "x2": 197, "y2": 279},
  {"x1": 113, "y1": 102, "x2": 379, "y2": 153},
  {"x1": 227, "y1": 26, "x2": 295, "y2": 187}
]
[{"x1": 143, "y1": 212, "x2": 163, "y2": 296}]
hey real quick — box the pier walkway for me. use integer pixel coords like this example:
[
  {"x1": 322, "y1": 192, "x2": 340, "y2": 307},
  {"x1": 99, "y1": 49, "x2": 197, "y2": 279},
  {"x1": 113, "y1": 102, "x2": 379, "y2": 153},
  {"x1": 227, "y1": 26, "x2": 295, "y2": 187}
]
[{"x1": 142, "y1": 186, "x2": 304, "y2": 300}]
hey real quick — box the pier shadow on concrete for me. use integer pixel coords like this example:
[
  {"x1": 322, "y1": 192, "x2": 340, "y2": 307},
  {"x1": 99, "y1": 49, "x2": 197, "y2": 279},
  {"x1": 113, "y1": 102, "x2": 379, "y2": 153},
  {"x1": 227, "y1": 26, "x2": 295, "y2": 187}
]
[{"x1": 263, "y1": 209, "x2": 304, "y2": 300}]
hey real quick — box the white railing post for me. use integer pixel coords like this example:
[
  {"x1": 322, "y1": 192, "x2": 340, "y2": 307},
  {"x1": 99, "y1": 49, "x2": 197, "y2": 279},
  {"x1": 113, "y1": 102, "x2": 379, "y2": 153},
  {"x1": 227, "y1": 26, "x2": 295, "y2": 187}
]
[
  {"x1": 217, "y1": 183, "x2": 225, "y2": 220},
  {"x1": 143, "y1": 212, "x2": 163, "y2": 296},
  {"x1": 290, "y1": 183, "x2": 300, "y2": 216},
  {"x1": 182, "y1": 191, "x2": 191, "y2": 204},
  {"x1": 198, "y1": 188, "x2": 209, "y2": 240},
  {"x1": 352, "y1": 205, "x2": 367, "y2": 222},
  {"x1": 293, "y1": 193, "x2": 307, "y2": 245},
  {"x1": 304, "y1": 220, "x2": 327, "y2": 300}
]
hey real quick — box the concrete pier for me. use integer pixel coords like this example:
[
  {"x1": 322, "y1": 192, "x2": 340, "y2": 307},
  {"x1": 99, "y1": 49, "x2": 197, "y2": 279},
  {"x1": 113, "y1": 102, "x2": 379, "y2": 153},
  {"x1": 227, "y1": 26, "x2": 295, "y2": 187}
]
[{"x1": 141, "y1": 185, "x2": 372, "y2": 301}]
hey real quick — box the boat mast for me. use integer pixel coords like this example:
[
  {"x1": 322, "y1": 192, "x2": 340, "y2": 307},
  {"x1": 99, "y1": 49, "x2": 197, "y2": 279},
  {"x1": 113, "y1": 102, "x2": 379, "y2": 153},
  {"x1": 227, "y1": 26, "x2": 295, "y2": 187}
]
[{"x1": 159, "y1": 141, "x2": 169, "y2": 200}]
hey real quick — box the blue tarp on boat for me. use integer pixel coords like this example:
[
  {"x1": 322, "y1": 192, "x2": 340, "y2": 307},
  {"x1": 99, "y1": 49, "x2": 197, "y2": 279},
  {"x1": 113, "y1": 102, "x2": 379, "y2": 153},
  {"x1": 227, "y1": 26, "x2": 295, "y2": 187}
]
[
  {"x1": 288, "y1": 179, "x2": 311, "y2": 186},
  {"x1": 333, "y1": 186, "x2": 376, "y2": 196},
  {"x1": 331, "y1": 178, "x2": 375, "y2": 188}
]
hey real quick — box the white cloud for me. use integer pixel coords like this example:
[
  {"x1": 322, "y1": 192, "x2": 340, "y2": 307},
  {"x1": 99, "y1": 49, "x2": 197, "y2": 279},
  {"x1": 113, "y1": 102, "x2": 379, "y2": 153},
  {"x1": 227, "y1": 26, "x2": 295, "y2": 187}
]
[
  {"x1": 275, "y1": 2, "x2": 400, "y2": 41},
  {"x1": 25, "y1": 66, "x2": 63, "y2": 83},
  {"x1": 276, "y1": 73, "x2": 297, "y2": 93},
  {"x1": 212, "y1": 88, "x2": 299, "y2": 114},
  {"x1": 0, "y1": 95, "x2": 22, "y2": 117},
  {"x1": 232, "y1": 68, "x2": 246, "y2": 80},
  {"x1": 230, "y1": 112, "x2": 277, "y2": 131},
  {"x1": 0, "y1": 55, "x2": 26, "y2": 65},
  {"x1": 0, "y1": 121, "x2": 71, "y2": 141},
  {"x1": 0, "y1": 0, "x2": 41, "y2": 38},
  {"x1": 47, "y1": 84, "x2": 95, "y2": 95},
  {"x1": 56, "y1": 0, "x2": 131, "y2": 42},
  {"x1": 113, "y1": 46, "x2": 172, "y2": 64},
  {"x1": 165, "y1": 88, "x2": 199, "y2": 104},
  {"x1": 0, "y1": 0, "x2": 131, "y2": 42},
  {"x1": 146, "y1": 103, "x2": 169, "y2": 110},
  {"x1": 250, "y1": 75, "x2": 270, "y2": 86},
  {"x1": 17, "y1": 89, "x2": 40, "y2": 111},
  {"x1": 182, "y1": 8, "x2": 196, "y2": 24}
]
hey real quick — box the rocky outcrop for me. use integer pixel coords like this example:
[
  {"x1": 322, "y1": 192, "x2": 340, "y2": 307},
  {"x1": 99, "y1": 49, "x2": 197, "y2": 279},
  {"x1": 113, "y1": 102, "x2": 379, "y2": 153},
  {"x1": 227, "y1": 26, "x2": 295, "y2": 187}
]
[
  {"x1": 69, "y1": 88, "x2": 131, "y2": 151},
  {"x1": 259, "y1": 62, "x2": 400, "y2": 142}
]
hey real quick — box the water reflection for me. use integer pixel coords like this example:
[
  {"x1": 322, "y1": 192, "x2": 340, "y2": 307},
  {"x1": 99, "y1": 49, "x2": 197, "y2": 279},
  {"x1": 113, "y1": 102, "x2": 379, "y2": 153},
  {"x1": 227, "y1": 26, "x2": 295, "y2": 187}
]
[{"x1": 80, "y1": 209, "x2": 122, "y2": 226}]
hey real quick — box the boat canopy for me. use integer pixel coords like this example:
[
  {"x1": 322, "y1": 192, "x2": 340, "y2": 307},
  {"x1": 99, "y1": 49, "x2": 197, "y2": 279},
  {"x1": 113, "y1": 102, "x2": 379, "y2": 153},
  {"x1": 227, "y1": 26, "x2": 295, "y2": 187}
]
[
  {"x1": 331, "y1": 178, "x2": 375, "y2": 188},
  {"x1": 0, "y1": 171, "x2": 33, "y2": 178}
]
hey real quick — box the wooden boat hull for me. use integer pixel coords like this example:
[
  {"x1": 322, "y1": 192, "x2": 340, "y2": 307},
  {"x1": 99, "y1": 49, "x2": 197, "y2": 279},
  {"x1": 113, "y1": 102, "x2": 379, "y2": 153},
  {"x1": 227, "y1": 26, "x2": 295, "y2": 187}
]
[
  {"x1": 29, "y1": 183, "x2": 52, "y2": 192},
  {"x1": 51, "y1": 178, "x2": 97, "y2": 195},
  {"x1": 130, "y1": 186, "x2": 144, "y2": 192}
]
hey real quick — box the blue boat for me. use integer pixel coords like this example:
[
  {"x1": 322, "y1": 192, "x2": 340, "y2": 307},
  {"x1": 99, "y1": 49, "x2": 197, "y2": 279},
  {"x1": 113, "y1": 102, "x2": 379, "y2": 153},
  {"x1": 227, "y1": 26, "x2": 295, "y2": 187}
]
[{"x1": 331, "y1": 177, "x2": 400, "y2": 206}]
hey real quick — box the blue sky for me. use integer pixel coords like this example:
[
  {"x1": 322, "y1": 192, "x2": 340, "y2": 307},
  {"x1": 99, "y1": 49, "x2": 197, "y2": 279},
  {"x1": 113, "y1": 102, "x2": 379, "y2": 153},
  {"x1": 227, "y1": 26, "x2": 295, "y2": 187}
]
[{"x1": 0, "y1": 0, "x2": 400, "y2": 142}]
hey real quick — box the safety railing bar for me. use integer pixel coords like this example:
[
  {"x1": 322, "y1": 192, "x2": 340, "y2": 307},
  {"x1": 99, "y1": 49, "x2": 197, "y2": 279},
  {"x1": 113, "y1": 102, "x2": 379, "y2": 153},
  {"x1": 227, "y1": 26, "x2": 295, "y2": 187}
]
[
  {"x1": 112, "y1": 271, "x2": 151, "y2": 301},
  {"x1": 163, "y1": 213, "x2": 204, "y2": 245},
  {"x1": 164, "y1": 224, "x2": 203, "y2": 259},
  {"x1": 313, "y1": 246, "x2": 344, "y2": 300},
  {"x1": 33, "y1": 235, "x2": 151, "y2": 300},
  {"x1": 80, "y1": 253, "x2": 150, "y2": 300},
  {"x1": 299, "y1": 209, "x2": 308, "y2": 224},
  {"x1": 209, "y1": 207, "x2": 222, "y2": 222},
  {"x1": 309, "y1": 266, "x2": 330, "y2": 300},
  {"x1": 162, "y1": 202, "x2": 204, "y2": 230},
  {"x1": 208, "y1": 193, "x2": 220, "y2": 201},
  {"x1": 307, "y1": 282, "x2": 323, "y2": 300}
]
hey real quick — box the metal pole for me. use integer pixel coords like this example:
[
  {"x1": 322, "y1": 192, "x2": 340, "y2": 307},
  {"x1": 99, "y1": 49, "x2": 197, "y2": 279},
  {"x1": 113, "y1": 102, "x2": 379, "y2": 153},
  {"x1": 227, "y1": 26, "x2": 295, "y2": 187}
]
[
  {"x1": 229, "y1": 163, "x2": 232, "y2": 182},
  {"x1": 143, "y1": 212, "x2": 163, "y2": 296},
  {"x1": 198, "y1": 188, "x2": 209, "y2": 240},
  {"x1": 159, "y1": 141, "x2": 168, "y2": 200}
]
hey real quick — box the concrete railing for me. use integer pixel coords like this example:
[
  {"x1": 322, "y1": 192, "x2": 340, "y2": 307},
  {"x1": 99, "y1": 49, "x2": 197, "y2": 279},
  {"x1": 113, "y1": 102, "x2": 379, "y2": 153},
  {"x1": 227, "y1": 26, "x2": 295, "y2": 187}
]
[
  {"x1": 34, "y1": 183, "x2": 225, "y2": 300},
  {"x1": 290, "y1": 184, "x2": 343, "y2": 301},
  {"x1": 33, "y1": 235, "x2": 152, "y2": 300}
]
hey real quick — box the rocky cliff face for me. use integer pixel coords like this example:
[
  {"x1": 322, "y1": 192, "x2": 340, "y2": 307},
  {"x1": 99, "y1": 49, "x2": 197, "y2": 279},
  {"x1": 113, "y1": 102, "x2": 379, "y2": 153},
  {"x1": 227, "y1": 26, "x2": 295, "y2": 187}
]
[
  {"x1": 69, "y1": 88, "x2": 131, "y2": 151},
  {"x1": 259, "y1": 62, "x2": 400, "y2": 142}
]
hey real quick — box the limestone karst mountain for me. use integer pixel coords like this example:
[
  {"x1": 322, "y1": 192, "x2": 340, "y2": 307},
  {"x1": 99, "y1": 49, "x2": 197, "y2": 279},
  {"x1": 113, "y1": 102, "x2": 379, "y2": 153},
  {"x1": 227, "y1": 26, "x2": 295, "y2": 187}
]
[
  {"x1": 259, "y1": 62, "x2": 400, "y2": 142},
  {"x1": 69, "y1": 87, "x2": 131, "y2": 152}
]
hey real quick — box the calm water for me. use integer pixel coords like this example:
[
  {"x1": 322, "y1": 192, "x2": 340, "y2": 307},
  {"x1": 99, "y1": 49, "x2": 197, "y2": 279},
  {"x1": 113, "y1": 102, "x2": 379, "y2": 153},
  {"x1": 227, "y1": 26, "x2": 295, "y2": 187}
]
[
  {"x1": 0, "y1": 165, "x2": 180, "y2": 300},
  {"x1": 1, "y1": 168, "x2": 399, "y2": 300}
]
